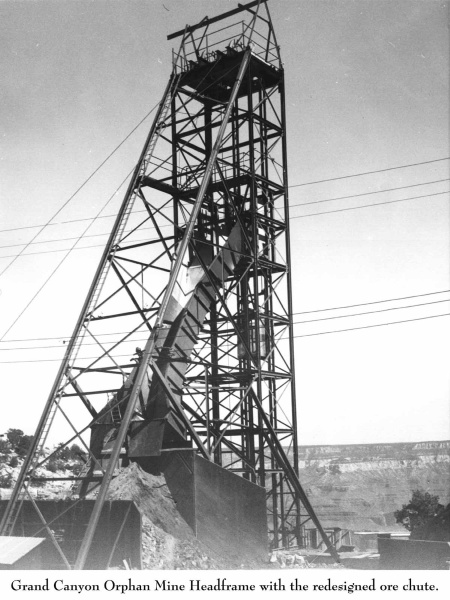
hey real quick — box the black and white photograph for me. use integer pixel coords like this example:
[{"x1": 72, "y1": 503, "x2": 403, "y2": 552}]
[{"x1": 0, "y1": 0, "x2": 448, "y2": 587}]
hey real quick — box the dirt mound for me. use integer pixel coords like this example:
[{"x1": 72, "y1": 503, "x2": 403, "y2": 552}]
[{"x1": 105, "y1": 462, "x2": 237, "y2": 569}]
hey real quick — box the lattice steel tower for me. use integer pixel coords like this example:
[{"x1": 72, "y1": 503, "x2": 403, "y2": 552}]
[{"x1": 1, "y1": 1, "x2": 338, "y2": 568}]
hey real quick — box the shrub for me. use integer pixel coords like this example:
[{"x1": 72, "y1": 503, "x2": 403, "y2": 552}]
[
  {"x1": 0, "y1": 438, "x2": 11, "y2": 454},
  {"x1": 47, "y1": 458, "x2": 66, "y2": 473},
  {"x1": 6, "y1": 428, "x2": 24, "y2": 448},
  {"x1": 6, "y1": 429, "x2": 33, "y2": 457},
  {"x1": 69, "y1": 443, "x2": 85, "y2": 460},
  {"x1": 0, "y1": 471, "x2": 13, "y2": 488},
  {"x1": 9, "y1": 456, "x2": 19, "y2": 468},
  {"x1": 395, "y1": 490, "x2": 444, "y2": 534}
]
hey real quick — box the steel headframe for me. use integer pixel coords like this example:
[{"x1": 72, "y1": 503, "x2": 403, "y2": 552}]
[{"x1": 0, "y1": 0, "x2": 339, "y2": 567}]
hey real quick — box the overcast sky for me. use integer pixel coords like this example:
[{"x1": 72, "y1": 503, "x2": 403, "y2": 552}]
[{"x1": 0, "y1": 0, "x2": 448, "y2": 446}]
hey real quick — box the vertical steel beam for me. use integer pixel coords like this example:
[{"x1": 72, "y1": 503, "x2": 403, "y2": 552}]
[
  {"x1": 0, "y1": 74, "x2": 178, "y2": 538},
  {"x1": 74, "y1": 49, "x2": 252, "y2": 570}
]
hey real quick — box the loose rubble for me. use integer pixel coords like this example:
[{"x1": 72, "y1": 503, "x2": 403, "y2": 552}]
[
  {"x1": 1, "y1": 458, "x2": 344, "y2": 570},
  {"x1": 104, "y1": 462, "x2": 239, "y2": 569},
  {"x1": 268, "y1": 550, "x2": 343, "y2": 569}
]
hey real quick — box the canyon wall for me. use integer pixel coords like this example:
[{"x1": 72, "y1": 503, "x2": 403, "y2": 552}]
[{"x1": 295, "y1": 441, "x2": 450, "y2": 532}]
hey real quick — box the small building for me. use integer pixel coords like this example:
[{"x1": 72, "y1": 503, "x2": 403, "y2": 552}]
[
  {"x1": 354, "y1": 530, "x2": 410, "y2": 552},
  {"x1": 0, "y1": 536, "x2": 46, "y2": 569},
  {"x1": 378, "y1": 537, "x2": 450, "y2": 569}
]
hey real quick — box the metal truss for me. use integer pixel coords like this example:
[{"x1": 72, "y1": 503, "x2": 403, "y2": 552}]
[{"x1": 0, "y1": 0, "x2": 339, "y2": 567}]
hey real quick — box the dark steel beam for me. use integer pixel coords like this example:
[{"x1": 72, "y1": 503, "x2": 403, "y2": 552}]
[{"x1": 167, "y1": 1, "x2": 268, "y2": 40}]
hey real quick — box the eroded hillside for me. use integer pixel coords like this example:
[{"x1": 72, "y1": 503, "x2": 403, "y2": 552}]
[{"x1": 295, "y1": 441, "x2": 450, "y2": 531}]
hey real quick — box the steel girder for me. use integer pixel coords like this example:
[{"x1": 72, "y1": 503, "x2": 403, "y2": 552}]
[{"x1": 1, "y1": 0, "x2": 339, "y2": 567}]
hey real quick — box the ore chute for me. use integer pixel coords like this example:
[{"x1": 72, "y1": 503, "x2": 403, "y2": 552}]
[{"x1": 90, "y1": 219, "x2": 246, "y2": 465}]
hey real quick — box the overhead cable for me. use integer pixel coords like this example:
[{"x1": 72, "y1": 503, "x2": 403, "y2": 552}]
[
  {"x1": 289, "y1": 178, "x2": 449, "y2": 209},
  {"x1": 1, "y1": 298, "x2": 448, "y2": 351},
  {"x1": 295, "y1": 289, "x2": 450, "y2": 314},
  {"x1": 0, "y1": 103, "x2": 160, "y2": 279},
  {"x1": 294, "y1": 298, "x2": 450, "y2": 324},
  {"x1": 1, "y1": 289, "x2": 448, "y2": 344},
  {"x1": 290, "y1": 190, "x2": 449, "y2": 219},
  {"x1": 0, "y1": 170, "x2": 134, "y2": 341},
  {"x1": 2, "y1": 169, "x2": 449, "y2": 237},
  {"x1": 2, "y1": 187, "x2": 448, "y2": 260},
  {"x1": 293, "y1": 312, "x2": 450, "y2": 338},
  {"x1": 289, "y1": 157, "x2": 450, "y2": 188},
  {"x1": 0, "y1": 312, "x2": 448, "y2": 363}
]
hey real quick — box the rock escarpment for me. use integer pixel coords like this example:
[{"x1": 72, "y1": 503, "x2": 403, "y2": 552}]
[{"x1": 294, "y1": 441, "x2": 450, "y2": 531}]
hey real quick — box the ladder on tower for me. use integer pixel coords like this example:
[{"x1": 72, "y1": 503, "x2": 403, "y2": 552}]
[{"x1": 0, "y1": 72, "x2": 181, "y2": 540}]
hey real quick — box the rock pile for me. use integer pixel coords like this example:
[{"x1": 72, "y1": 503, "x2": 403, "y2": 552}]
[{"x1": 105, "y1": 462, "x2": 235, "y2": 569}]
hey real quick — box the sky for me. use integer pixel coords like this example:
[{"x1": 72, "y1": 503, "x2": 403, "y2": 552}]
[{"x1": 0, "y1": 0, "x2": 449, "y2": 446}]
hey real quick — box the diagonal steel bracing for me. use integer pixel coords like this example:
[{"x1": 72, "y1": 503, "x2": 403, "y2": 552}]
[{"x1": 1, "y1": 0, "x2": 339, "y2": 568}]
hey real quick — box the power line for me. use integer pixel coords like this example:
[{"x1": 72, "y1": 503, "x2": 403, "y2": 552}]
[
  {"x1": 1, "y1": 289, "x2": 448, "y2": 344},
  {"x1": 0, "y1": 213, "x2": 119, "y2": 235},
  {"x1": 0, "y1": 205, "x2": 173, "y2": 241},
  {"x1": 294, "y1": 298, "x2": 450, "y2": 325},
  {"x1": 289, "y1": 178, "x2": 449, "y2": 209},
  {"x1": 295, "y1": 289, "x2": 450, "y2": 314},
  {"x1": 293, "y1": 312, "x2": 450, "y2": 339},
  {"x1": 289, "y1": 157, "x2": 450, "y2": 188},
  {"x1": 0, "y1": 170, "x2": 134, "y2": 342},
  {"x1": 0, "y1": 56, "x2": 234, "y2": 245},
  {"x1": 0, "y1": 312, "x2": 448, "y2": 363},
  {"x1": 1, "y1": 177, "x2": 446, "y2": 252},
  {"x1": 0, "y1": 103, "x2": 159, "y2": 280},
  {"x1": 0, "y1": 60, "x2": 247, "y2": 341},
  {"x1": 2, "y1": 167, "x2": 448, "y2": 237},
  {"x1": 1, "y1": 188, "x2": 448, "y2": 261},
  {"x1": 0, "y1": 223, "x2": 169, "y2": 255},
  {"x1": 1, "y1": 298, "x2": 448, "y2": 351},
  {"x1": 290, "y1": 190, "x2": 449, "y2": 219},
  {"x1": 0, "y1": 222, "x2": 169, "y2": 251}
]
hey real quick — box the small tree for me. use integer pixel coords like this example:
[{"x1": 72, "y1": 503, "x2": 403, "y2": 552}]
[
  {"x1": 16, "y1": 434, "x2": 33, "y2": 457},
  {"x1": 9, "y1": 456, "x2": 19, "y2": 468},
  {"x1": 69, "y1": 443, "x2": 85, "y2": 460},
  {"x1": 6, "y1": 429, "x2": 33, "y2": 457},
  {"x1": 395, "y1": 490, "x2": 444, "y2": 535},
  {"x1": 0, "y1": 437, "x2": 11, "y2": 455},
  {"x1": 6, "y1": 428, "x2": 24, "y2": 448},
  {"x1": 0, "y1": 471, "x2": 13, "y2": 489},
  {"x1": 54, "y1": 443, "x2": 71, "y2": 462}
]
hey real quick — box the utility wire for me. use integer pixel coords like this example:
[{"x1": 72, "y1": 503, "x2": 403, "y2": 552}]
[
  {"x1": 2, "y1": 187, "x2": 448, "y2": 260},
  {"x1": 289, "y1": 178, "x2": 449, "y2": 209},
  {"x1": 289, "y1": 157, "x2": 450, "y2": 188},
  {"x1": 0, "y1": 55, "x2": 230, "y2": 245},
  {"x1": 0, "y1": 224, "x2": 168, "y2": 254},
  {"x1": 0, "y1": 312, "x2": 448, "y2": 363},
  {"x1": 294, "y1": 298, "x2": 450, "y2": 325},
  {"x1": 1, "y1": 289, "x2": 448, "y2": 344},
  {"x1": 295, "y1": 289, "x2": 450, "y2": 314},
  {"x1": 0, "y1": 59, "x2": 249, "y2": 340},
  {"x1": 0, "y1": 207, "x2": 175, "y2": 235},
  {"x1": 2, "y1": 170, "x2": 449, "y2": 237},
  {"x1": 0, "y1": 56, "x2": 236, "y2": 274},
  {"x1": 293, "y1": 312, "x2": 450, "y2": 339},
  {"x1": 0, "y1": 170, "x2": 134, "y2": 342},
  {"x1": 0, "y1": 103, "x2": 159, "y2": 280},
  {"x1": 0, "y1": 177, "x2": 446, "y2": 251},
  {"x1": 1, "y1": 298, "x2": 449, "y2": 351},
  {"x1": 0, "y1": 213, "x2": 120, "y2": 235},
  {"x1": 290, "y1": 190, "x2": 449, "y2": 219}
]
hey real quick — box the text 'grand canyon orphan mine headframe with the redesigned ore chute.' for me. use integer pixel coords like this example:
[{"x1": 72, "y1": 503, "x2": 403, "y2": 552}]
[{"x1": 0, "y1": 0, "x2": 339, "y2": 568}]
